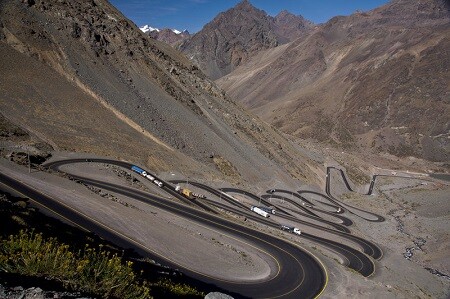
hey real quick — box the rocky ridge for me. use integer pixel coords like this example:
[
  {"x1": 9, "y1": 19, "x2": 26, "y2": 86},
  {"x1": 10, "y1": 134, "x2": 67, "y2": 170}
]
[
  {"x1": 217, "y1": 0, "x2": 450, "y2": 164},
  {"x1": 179, "y1": 0, "x2": 313, "y2": 79}
]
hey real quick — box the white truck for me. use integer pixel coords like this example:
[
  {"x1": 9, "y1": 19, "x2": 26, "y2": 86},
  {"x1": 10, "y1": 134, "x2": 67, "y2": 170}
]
[
  {"x1": 258, "y1": 206, "x2": 276, "y2": 215},
  {"x1": 153, "y1": 180, "x2": 163, "y2": 187},
  {"x1": 251, "y1": 206, "x2": 269, "y2": 218},
  {"x1": 292, "y1": 228, "x2": 301, "y2": 235}
]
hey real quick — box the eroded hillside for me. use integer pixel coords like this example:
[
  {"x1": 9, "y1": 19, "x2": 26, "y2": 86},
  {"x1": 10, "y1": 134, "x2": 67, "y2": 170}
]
[
  {"x1": 0, "y1": 0, "x2": 321, "y2": 186},
  {"x1": 218, "y1": 0, "x2": 450, "y2": 164}
]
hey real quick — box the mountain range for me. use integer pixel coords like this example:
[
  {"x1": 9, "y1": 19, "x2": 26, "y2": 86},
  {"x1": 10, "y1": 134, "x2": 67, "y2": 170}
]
[
  {"x1": 179, "y1": 0, "x2": 314, "y2": 80},
  {"x1": 0, "y1": 0, "x2": 320, "y2": 185},
  {"x1": 212, "y1": 0, "x2": 450, "y2": 163}
]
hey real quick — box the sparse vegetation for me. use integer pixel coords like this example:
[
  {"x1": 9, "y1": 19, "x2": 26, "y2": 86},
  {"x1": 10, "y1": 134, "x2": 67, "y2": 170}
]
[
  {"x1": 0, "y1": 193, "x2": 205, "y2": 298},
  {"x1": 0, "y1": 230, "x2": 150, "y2": 299},
  {"x1": 151, "y1": 278, "x2": 205, "y2": 298},
  {"x1": 213, "y1": 156, "x2": 241, "y2": 182},
  {"x1": 388, "y1": 143, "x2": 416, "y2": 158}
]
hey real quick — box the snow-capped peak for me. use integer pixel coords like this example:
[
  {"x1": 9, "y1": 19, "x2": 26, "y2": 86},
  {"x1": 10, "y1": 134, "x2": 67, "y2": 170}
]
[
  {"x1": 139, "y1": 25, "x2": 159, "y2": 33},
  {"x1": 140, "y1": 25, "x2": 188, "y2": 35}
]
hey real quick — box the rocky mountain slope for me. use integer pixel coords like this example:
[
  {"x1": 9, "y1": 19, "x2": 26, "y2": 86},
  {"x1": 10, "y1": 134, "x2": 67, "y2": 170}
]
[
  {"x1": 218, "y1": 0, "x2": 450, "y2": 164},
  {"x1": 0, "y1": 0, "x2": 321, "y2": 185},
  {"x1": 179, "y1": 0, "x2": 313, "y2": 80}
]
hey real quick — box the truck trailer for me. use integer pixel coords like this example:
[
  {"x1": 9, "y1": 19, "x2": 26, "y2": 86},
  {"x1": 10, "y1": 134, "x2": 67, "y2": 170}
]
[
  {"x1": 251, "y1": 206, "x2": 270, "y2": 218},
  {"x1": 131, "y1": 165, "x2": 146, "y2": 176},
  {"x1": 258, "y1": 206, "x2": 276, "y2": 215}
]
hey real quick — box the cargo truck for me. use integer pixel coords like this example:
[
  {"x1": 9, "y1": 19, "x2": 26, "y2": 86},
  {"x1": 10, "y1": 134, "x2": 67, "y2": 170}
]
[
  {"x1": 131, "y1": 165, "x2": 146, "y2": 176},
  {"x1": 175, "y1": 186, "x2": 205, "y2": 199},
  {"x1": 251, "y1": 206, "x2": 269, "y2": 218},
  {"x1": 258, "y1": 206, "x2": 276, "y2": 215},
  {"x1": 292, "y1": 228, "x2": 301, "y2": 235},
  {"x1": 153, "y1": 180, "x2": 163, "y2": 187}
]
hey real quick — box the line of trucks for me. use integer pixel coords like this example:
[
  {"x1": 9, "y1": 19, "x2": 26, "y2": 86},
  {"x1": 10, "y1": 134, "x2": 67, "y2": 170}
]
[
  {"x1": 132, "y1": 166, "x2": 300, "y2": 235},
  {"x1": 131, "y1": 166, "x2": 205, "y2": 200},
  {"x1": 132, "y1": 165, "x2": 164, "y2": 187}
]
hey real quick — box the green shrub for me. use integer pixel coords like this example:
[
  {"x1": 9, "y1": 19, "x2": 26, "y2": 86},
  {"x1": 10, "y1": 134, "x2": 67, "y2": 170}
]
[
  {"x1": 152, "y1": 278, "x2": 205, "y2": 297},
  {"x1": 0, "y1": 230, "x2": 75, "y2": 280},
  {"x1": 0, "y1": 230, "x2": 150, "y2": 299}
]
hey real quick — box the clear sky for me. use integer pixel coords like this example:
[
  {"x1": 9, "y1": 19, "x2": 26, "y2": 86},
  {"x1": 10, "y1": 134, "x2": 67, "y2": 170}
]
[{"x1": 109, "y1": 0, "x2": 391, "y2": 33}]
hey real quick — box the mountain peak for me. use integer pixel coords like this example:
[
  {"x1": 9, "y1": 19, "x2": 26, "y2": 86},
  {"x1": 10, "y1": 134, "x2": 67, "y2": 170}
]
[
  {"x1": 180, "y1": 0, "x2": 278, "y2": 79},
  {"x1": 272, "y1": 10, "x2": 314, "y2": 43},
  {"x1": 236, "y1": 0, "x2": 252, "y2": 8},
  {"x1": 180, "y1": 1, "x2": 316, "y2": 79},
  {"x1": 139, "y1": 25, "x2": 159, "y2": 33},
  {"x1": 276, "y1": 10, "x2": 294, "y2": 18},
  {"x1": 234, "y1": 0, "x2": 261, "y2": 13},
  {"x1": 217, "y1": 0, "x2": 450, "y2": 163}
]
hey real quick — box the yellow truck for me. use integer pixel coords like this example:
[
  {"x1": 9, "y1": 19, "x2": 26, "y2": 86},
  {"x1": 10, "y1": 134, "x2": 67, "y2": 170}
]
[
  {"x1": 181, "y1": 188, "x2": 194, "y2": 199},
  {"x1": 175, "y1": 185, "x2": 205, "y2": 200}
]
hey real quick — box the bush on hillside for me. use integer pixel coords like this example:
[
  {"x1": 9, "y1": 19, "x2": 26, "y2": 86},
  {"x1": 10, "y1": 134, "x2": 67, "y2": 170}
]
[{"x1": 0, "y1": 230, "x2": 150, "y2": 299}]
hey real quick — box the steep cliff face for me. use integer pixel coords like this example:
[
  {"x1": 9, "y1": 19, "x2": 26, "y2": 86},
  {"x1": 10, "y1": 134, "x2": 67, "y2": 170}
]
[
  {"x1": 218, "y1": 0, "x2": 450, "y2": 163},
  {"x1": 179, "y1": 0, "x2": 313, "y2": 80},
  {"x1": 0, "y1": 0, "x2": 321, "y2": 185}
]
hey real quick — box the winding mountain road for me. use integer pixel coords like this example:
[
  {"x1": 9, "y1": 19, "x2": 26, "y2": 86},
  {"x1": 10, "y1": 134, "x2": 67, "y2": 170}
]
[
  {"x1": 0, "y1": 158, "x2": 395, "y2": 297},
  {"x1": 1, "y1": 159, "x2": 328, "y2": 299}
]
